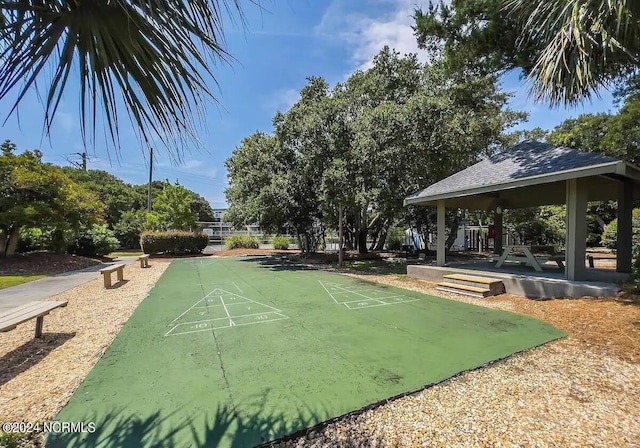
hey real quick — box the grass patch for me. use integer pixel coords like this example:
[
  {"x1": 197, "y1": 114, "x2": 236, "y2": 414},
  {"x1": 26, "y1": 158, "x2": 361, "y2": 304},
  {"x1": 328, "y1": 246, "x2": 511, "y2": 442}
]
[
  {"x1": 109, "y1": 251, "x2": 143, "y2": 257},
  {"x1": 347, "y1": 259, "x2": 407, "y2": 274},
  {"x1": 0, "y1": 274, "x2": 47, "y2": 289}
]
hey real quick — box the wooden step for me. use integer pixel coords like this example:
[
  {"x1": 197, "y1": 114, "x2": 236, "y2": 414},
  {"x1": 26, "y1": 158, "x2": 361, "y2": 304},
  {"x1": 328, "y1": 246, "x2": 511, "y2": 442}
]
[
  {"x1": 442, "y1": 273, "x2": 505, "y2": 296},
  {"x1": 436, "y1": 281, "x2": 491, "y2": 298},
  {"x1": 442, "y1": 273, "x2": 502, "y2": 285}
]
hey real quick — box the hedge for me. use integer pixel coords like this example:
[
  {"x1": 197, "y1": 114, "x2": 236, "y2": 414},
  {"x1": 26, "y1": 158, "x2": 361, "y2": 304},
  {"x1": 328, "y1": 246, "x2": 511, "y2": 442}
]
[
  {"x1": 140, "y1": 231, "x2": 208, "y2": 255},
  {"x1": 225, "y1": 235, "x2": 259, "y2": 250},
  {"x1": 602, "y1": 209, "x2": 640, "y2": 252},
  {"x1": 271, "y1": 235, "x2": 289, "y2": 250},
  {"x1": 68, "y1": 224, "x2": 120, "y2": 257}
]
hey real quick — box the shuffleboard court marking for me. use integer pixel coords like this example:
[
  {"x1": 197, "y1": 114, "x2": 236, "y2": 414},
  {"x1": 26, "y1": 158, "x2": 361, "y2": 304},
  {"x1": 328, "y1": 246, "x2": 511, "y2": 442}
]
[
  {"x1": 344, "y1": 298, "x2": 420, "y2": 310},
  {"x1": 319, "y1": 281, "x2": 340, "y2": 304},
  {"x1": 319, "y1": 280, "x2": 420, "y2": 310},
  {"x1": 219, "y1": 294, "x2": 235, "y2": 327},
  {"x1": 165, "y1": 288, "x2": 289, "y2": 337},
  {"x1": 165, "y1": 312, "x2": 289, "y2": 336},
  {"x1": 192, "y1": 299, "x2": 252, "y2": 309},
  {"x1": 167, "y1": 288, "x2": 221, "y2": 325}
]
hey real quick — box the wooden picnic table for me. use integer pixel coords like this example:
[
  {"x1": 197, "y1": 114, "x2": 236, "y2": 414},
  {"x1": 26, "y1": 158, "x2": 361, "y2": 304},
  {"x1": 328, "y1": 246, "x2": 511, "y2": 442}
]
[{"x1": 495, "y1": 244, "x2": 565, "y2": 272}]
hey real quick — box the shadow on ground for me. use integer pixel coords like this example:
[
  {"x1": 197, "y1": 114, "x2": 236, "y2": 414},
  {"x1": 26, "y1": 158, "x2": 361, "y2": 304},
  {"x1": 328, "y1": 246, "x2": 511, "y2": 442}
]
[
  {"x1": 241, "y1": 256, "x2": 410, "y2": 276},
  {"x1": 105, "y1": 279, "x2": 130, "y2": 290},
  {"x1": 47, "y1": 399, "x2": 375, "y2": 448},
  {"x1": 0, "y1": 332, "x2": 75, "y2": 386},
  {"x1": 238, "y1": 257, "x2": 319, "y2": 272}
]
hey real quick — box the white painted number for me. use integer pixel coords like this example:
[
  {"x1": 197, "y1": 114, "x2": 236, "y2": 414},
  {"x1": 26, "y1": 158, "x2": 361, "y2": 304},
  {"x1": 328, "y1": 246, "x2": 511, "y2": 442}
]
[{"x1": 256, "y1": 315, "x2": 269, "y2": 320}]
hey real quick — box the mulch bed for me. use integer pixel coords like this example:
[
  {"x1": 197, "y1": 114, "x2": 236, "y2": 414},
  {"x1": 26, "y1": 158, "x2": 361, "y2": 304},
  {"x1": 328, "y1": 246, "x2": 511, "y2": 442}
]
[{"x1": 0, "y1": 252, "x2": 101, "y2": 276}]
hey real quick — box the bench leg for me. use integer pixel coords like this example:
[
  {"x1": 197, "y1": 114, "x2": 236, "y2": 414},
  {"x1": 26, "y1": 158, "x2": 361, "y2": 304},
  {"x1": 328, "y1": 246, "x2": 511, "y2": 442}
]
[
  {"x1": 139, "y1": 259, "x2": 144, "y2": 268},
  {"x1": 103, "y1": 273, "x2": 111, "y2": 288},
  {"x1": 117, "y1": 267, "x2": 124, "y2": 282},
  {"x1": 35, "y1": 316, "x2": 44, "y2": 338},
  {"x1": 522, "y1": 249, "x2": 543, "y2": 272}
]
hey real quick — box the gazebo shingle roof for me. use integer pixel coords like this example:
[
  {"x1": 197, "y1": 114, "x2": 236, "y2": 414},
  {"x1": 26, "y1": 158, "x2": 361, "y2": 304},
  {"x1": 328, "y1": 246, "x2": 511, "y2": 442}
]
[{"x1": 404, "y1": 141, "x2": 625, "y2": 206}]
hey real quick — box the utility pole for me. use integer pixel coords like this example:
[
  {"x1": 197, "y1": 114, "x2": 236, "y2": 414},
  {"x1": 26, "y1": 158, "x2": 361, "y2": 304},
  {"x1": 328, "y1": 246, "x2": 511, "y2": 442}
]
[
  {"x1": 147, "y1": 147, "x2": 153, "y2": 212},
  {"x1": 66, "y1": 151, "x2": 88, "y2": 170}
]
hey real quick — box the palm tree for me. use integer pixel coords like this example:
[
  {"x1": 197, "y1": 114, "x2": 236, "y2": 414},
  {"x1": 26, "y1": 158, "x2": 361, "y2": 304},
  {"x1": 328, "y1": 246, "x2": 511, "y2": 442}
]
[
  {"x1": 505, "y1": 0, "x2": 640, "y2": 105},
  {"x1": 0, "y1": 0, "x2": 248, "y2": 158}
]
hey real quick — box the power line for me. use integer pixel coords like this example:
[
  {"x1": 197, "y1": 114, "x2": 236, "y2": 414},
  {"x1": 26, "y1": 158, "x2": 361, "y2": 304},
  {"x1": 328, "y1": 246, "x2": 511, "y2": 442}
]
[{"x1": 64, "y1": 152, "x2": 89, "y2": 170}]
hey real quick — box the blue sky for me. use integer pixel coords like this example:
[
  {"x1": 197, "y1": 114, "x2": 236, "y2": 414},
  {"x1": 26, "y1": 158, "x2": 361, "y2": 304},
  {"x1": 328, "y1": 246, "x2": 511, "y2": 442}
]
[{"x1": 0, "y1": 0, "x2": 619, "y2": 208}]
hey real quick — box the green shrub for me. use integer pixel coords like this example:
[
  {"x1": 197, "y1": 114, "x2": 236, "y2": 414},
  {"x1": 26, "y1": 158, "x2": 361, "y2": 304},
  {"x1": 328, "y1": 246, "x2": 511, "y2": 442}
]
[
  {"x1": 602, "y1": 209, "x2": 640, "y2": 252},
  {"x1": 140, "y1": 230, "x2": 208, "y2": 255},
  {"x1": 113, "y1": 209, "x2": 147, "y2": 249},
  {"x1": 0, "y1": 430, "x2": 41, "y2": 448},
  {"x1": 18, "y1": 227, "x2": 49, "y2": 252},
  {"x1": 271, "y1": 235, "x2": 289, "y2": 250},
  {"x1": 625, "y1": 250, "x2": 640, "y2": 290},
  {"x1": 225, "y1": 235, "x2": 259, "y2": 250},
  {"x1": 67, "y1": 224, "x2": 119, "y2": 257},
  {"x1": 386, "y1": 227, "x2": 404, "y2": 250}
]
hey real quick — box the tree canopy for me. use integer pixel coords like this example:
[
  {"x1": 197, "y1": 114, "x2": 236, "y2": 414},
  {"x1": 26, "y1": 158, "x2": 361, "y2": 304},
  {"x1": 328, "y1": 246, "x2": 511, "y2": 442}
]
[
  {"x1": 414, "y1": 0, "x2": 640, "y2": 106},
  {"x1": 547, "y1": 96, "x2": 640, "y2": 166},
  {"x1": 225, "y1": 47, "x2": 524, "y2": 252},
  {"x1": 0, "y1": 142, "x2": 103, "y2": 256}
]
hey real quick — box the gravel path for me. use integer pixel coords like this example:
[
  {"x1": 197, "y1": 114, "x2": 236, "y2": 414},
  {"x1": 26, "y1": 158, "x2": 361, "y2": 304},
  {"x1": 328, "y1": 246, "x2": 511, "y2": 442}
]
[{"x1": 0, "y1": 260, "x2": 171, "y2": 421}]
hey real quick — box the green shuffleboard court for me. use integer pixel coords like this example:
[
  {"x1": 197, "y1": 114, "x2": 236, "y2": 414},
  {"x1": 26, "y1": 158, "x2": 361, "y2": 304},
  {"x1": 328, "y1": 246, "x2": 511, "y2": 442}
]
[{"x1": 50, "y1": 257, "x2": 565, "y2": 448}]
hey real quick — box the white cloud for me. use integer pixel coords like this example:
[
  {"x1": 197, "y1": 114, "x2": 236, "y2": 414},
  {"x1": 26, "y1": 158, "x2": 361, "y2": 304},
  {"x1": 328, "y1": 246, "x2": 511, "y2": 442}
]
[
  {"x1": 207, "y1": 192, "x2": 228, "y2": 209},
  {"x1": 265, "y1": 88, "x2": 300, "y2": 112},
  {"x1": 56, "y1": 111, "x2": 76, "y2": 133},
  {"x1": 182, "y1": 159, "x2": 204, "y2": 170},
  {"x1": 317, "y1": 0, "x2": 431, "y2": 71}
]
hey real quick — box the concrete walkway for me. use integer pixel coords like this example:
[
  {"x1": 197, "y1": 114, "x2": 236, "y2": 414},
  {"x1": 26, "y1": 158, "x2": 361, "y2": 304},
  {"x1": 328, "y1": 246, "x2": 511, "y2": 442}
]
[{"x1": 0, "y1": 256, "x2": 138, "y2": 312}]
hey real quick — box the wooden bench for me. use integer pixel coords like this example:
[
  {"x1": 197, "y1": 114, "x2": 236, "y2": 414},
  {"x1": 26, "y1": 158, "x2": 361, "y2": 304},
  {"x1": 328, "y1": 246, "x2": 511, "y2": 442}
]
[
  {"x1": 0, "y1": 301, "x2": 68, "y2": 338},
  {"x1": 100, "y1": 263, "x2": 125, "y2": 288},
  {"x1": 138, "y1": 254, "x2": 150, "y2": 268},
  {"x1": 548, "y1": 255, "x2": 565, "y2": 268}
]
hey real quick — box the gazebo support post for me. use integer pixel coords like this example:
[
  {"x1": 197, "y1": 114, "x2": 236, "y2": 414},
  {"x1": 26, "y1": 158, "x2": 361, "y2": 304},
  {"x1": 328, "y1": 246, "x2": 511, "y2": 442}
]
[
  {"x1": 437, "y1": 200, "x2": 446, "y2": 266},
  {"x1": 493, "y1": 210, "x2": 503, "y2": 255},
  {"x1": 617, "y1": 179, "x2": 633, "y2": 273},
  {"x1": 566, "y1": 178, "x2": 588, "y2": 281}
]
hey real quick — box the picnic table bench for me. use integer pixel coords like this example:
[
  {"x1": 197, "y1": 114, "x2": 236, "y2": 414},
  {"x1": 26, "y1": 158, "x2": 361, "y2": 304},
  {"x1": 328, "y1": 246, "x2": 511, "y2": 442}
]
[
  {"x1": 138, "y1": 254, "x2": 150, "y2": 268},
  {"x1": 100, "y1": 263, "x2": 125, "y2": 288},
  {"x1": 0, "y1": 301, "x2": 68, "y2": 338},
  {"x1": 495, "y1": 245, "x2": 565, "y2": 272}
]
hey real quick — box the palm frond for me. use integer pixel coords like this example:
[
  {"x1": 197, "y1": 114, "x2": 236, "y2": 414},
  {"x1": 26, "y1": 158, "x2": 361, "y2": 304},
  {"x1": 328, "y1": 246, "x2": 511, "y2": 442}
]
[
  {"x1": 0, "y1": 0, "x2": 250, "y2": 160},
  {"x1": 504, "y1": 0, "x2": 640, "y2": 106}
]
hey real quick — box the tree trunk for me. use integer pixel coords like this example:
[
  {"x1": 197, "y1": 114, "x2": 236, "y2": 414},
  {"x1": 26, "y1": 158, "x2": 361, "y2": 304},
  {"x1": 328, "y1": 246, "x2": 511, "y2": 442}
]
[
  {"x1": 0, "y1": 230, "x2": 7, "y2": 257},
  {"x1": 296, "y1": 234, "x2": 303, "y2": 252},
  {"x1": 357, "y1": 207, "x2": 368, "y2": 254},
  {"x1": 344, "y1": 228, "x2": 354, "y2": 250},
  {"x1": 358, "y1": 229, "x2": 368, "y2": 254},
  {"x1": 51, "y1": 229, "x2": 66, "y2": 254},
  {"x1": 593, "y1": 214, "x2": 606, "y2": 231},
  {"x1": 445, "y1": 217, "x2": 460, "y2": 252},
  {"x1": 5, "y1": 231, "x2": 19, "y2": 257},
  {"x1": 373, "y1": 227, "x2": 388, "y2": 251}
]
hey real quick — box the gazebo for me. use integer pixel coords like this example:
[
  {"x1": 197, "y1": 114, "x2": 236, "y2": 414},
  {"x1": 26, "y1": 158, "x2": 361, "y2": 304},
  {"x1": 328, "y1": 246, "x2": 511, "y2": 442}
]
[{"x1": 404, "y1": 141, "x2": 640, "y2": 282}]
